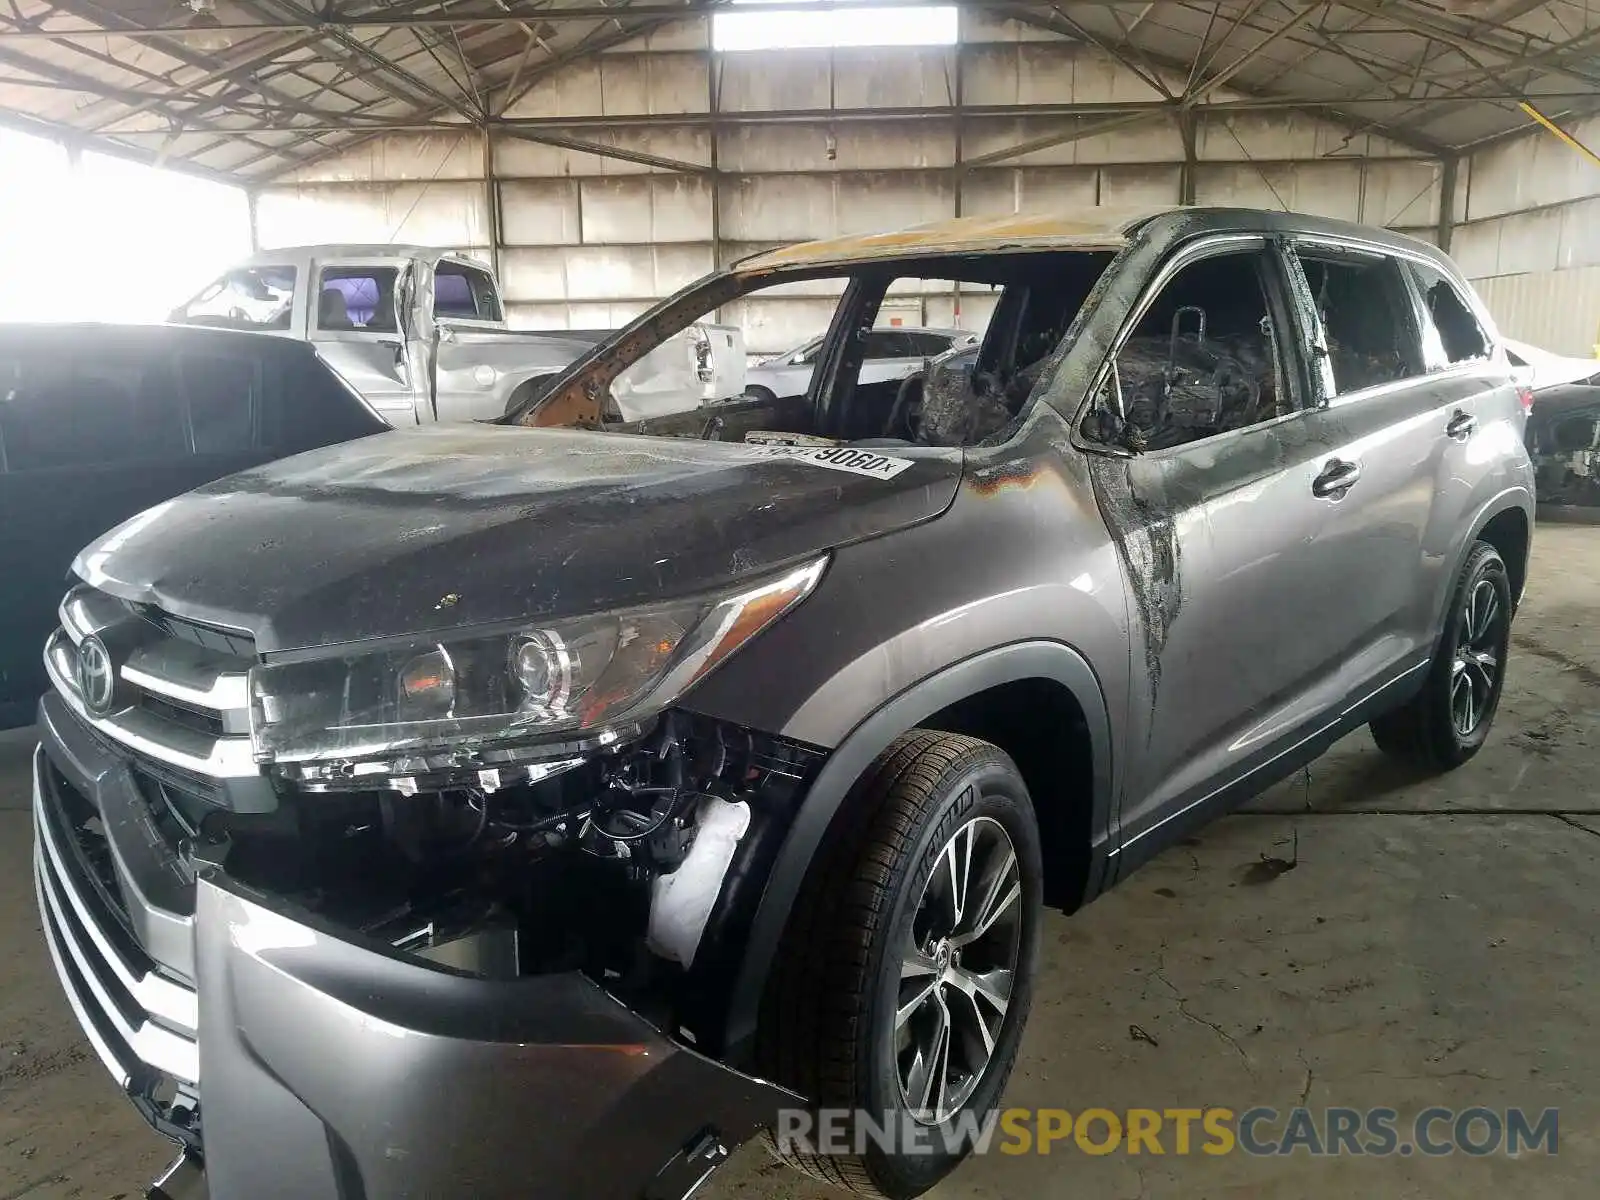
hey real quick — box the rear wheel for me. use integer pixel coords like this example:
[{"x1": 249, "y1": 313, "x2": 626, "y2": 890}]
[
  {"x1": 743, "y1": 385, "x2": 778, "y2": 404},
  {"x1": 1370, "y1": 540, "x2": 1511, "y2": 771},
  {"x1": 757, "y1": 730, "x2": 1042, "y2": 1199}
]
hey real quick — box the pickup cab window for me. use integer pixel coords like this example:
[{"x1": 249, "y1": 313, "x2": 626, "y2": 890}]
[
  {"x1": 316, "y1": 267, "x2": 399, "y2": 333},
  {"x1": 435, "y1": 261, "x2": 502, "y2": 323},
  {"x1": 175, "y1": 266, "x2": 295, "y2": 330}
]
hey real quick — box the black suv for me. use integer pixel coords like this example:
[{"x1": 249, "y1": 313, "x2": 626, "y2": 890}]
[{"x1": 32, "y1": 208, "x2": 1533, "y2": 1200}]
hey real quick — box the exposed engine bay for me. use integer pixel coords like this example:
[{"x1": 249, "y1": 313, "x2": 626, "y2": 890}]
[
  {"x1": 1528, "y1": 389, "x2": 1600, "y2": 510},
  {"x1": 206, "y1": 713, "x2": 821, "y2": 1043}
]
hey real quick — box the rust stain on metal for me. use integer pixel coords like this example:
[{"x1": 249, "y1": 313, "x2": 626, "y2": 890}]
[{"x1": 966, "y1": 457, "x2": 1044, "y2": 496}]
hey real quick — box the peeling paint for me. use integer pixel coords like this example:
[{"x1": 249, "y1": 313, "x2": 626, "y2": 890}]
[
  {"x1": 733, "y1": 208, "x2": 1166, "y2": 273},
  {"x1": 1089, "y1": 456, "x2": 1182, "y2": 728}
]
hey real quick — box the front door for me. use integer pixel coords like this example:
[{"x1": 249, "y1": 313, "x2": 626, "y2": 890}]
[
  {"x1": 308, "y1": 259, "x2": 421, "y2": 426},
  {"x1": 1085, "y1": 237, "x2": 1365, "y2": 853}
]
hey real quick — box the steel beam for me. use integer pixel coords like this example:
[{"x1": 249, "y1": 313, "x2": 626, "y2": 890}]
[
  {"x1": 496, "y1": 126, "x2": 713, "y2": 173},
  {"x1": 1435, "y1": 154, "x2": 1456, "y2": 252},
  {"x1": 1188, "y1": 0, "x2": 1326, "y2": 103},
  {"x1": 0, "y1": 107, "x2": 249, "y2": 187},
  {"x1": 1335, "y1": 0, "x2": 1600, "y2": 91},
  {"x1": 76, "y1": 90, "x2": 1600, "y2": 140},
  {"x1": 959, "y1": 110, "x2": 1168, "y2": 167},
  {"x1": 0, "y1": 2, "x2": 1202, "y2": 40}
]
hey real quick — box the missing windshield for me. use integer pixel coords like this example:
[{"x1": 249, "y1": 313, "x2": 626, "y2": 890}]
[{"x1": 513, "y1": 250, "x2": 1114, "y2": 451}]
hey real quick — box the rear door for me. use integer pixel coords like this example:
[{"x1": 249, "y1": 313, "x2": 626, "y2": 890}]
[
  {"x1": 1402, "y1": 258, "x2": 1518, "y2": 614},
  {"x1": 1285, "y1": 238, "x2": 1488, "y2": 677}
]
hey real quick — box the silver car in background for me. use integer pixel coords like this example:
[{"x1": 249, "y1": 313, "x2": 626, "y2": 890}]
[{"x1": 743, "y1": 325, "x2": 975, "y2": 401}]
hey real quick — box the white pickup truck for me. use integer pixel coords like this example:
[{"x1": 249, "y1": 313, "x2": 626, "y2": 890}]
[{"x1": 170, "y1": 244, "x2": 744, "y2": 426}]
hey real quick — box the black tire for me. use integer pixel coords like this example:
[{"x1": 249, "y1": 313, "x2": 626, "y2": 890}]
[
  {"x1": 743, "y1": 385, "x2": 778, "y2": 404},
  {"x1": 1370, "y1": 540, "x2": 1511, "y2": 771},
  {"x1": 756, "y1": 730, "x2": 1043, "y2": 1199}
]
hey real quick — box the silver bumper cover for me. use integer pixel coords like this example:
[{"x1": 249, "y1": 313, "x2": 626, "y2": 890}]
[{"x1": 33, "y1": 695, "x2": 797, "y2": 1199}]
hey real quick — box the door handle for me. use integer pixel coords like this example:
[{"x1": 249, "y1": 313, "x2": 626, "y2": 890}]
[
  {"x1": 1312, "y1": 457, "x2": 1362, "y2": 498},
  {"x1": 1446, "y1": 410, "x2": 1478, "y2": 440}
]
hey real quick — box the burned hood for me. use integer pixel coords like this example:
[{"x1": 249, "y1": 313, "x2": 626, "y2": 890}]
[{"x1": 73, "y1": 425, "x2": 960, "y2": 652}]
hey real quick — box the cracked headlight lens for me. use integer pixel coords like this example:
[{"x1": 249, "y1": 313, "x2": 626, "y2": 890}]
[{"x1": 249, "y1": 557, "x2": 826, "y2": 765}]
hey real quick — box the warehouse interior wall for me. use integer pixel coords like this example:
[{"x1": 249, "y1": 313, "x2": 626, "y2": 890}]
[
  {"x1": 254, "y1": 14, "x2": 1447, "y2": 357},
  {"x1": 1454, "y1": 114, "x2": 1600, "y2": 358}
]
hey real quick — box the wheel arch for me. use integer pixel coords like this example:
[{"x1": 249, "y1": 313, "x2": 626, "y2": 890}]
[
  {"x1": 1475, "y1": 503, "x2": 1530, "y2": 607},
  {"x1": 722, "y1": 639, "x2": 1113, "y2": 1060}
]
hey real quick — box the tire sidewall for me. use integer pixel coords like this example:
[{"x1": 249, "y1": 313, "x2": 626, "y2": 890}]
[
  {"x1": 858, "y1": 754, "x2": 1042, "y2": 1192},
  {"x1": 1440, "y1": 545, "x2": 1511, "y2": 756}
]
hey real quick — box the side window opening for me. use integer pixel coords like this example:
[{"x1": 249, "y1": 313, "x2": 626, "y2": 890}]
[
  {"x1": 1102, "y1": 249, "x2": 1290, "y2": 452},
  {"x1": 1298, "y1": 252, "x2": 1422, "y2": 395},
  {"x1": 520, "y1": 249, "x2": 1114, "y2": 449},
  {"x1": 316, "y1": 267, "x2": 399, "y2": 333},
  {"x1": 435, "y1": 262, "x2": 503, "y2": 323},
  {"x1": 862, "y1": 330, "x2": 913, "y2": 359},
  {"x1": 1409, "y1": 261, "x2": 1489, "y2": 366},
  {"x1": 842, "y1": 255, "x2": 1108, "y2": 446},
  {"x1": 907, "y1": 331, "x2": 955, "y2": 356}
]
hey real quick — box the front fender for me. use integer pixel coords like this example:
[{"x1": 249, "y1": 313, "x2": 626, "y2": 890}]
[{"x1": 717, "y1": 639, "x2": 1113, "y2": 1061}]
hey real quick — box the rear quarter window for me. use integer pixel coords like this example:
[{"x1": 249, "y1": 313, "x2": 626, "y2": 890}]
[{"x1": 1408, "y1": 261, "x2": 1491, "y2": 367}]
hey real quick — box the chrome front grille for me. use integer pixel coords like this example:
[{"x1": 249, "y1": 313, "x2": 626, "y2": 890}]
[
  {"x1": 47, "y1": 585, "x2": 258, "y2": 784},
  {"x1": 33, "y1": 759, "x2": 199, "y2": 1089}
]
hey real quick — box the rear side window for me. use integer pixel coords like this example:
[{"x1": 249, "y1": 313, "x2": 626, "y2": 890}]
[
  {"x1": 1409, "y1": 261, "x2": 1490, "y2": 367},
  {"x1": 178, "y1": 354, "x2": 258, "y2": 454},
  {"x1": 1296, "y1": 251, "x2": 1423, "y2": 396},
  {"x1": 316, "y1": 267, "x2": 399, "y2": 332},
  {"x1": 863, "y1": 330, "x2": 913, "y2": 358},
  {"x1": 434, "y1": 262, "x2": 502, "y2": 322},
  {"x1": 906, "y1": 332, "x2": 954, "y2": 356},
  {"x1": 0, "y1": 348, "x2": 185, "y2": 471}
]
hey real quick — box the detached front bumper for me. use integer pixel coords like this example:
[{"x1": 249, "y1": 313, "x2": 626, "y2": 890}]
[{"x1": 34, "y1": 694, "x2": 796, "y2": 1200}]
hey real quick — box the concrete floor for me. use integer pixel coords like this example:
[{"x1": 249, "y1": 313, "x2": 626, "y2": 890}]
[{"x1": 1, "y1": 527, "x2": 1596, "y2": 1200}]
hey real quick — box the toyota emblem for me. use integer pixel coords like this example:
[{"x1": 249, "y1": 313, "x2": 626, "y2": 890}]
[{"x1": 76, "y1": 635, "x2": 116, "y2": 715}]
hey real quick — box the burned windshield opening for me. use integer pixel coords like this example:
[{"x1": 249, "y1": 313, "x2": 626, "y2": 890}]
[{"x1": 512, "y1": 249, "x2": 1116, "y2": 450}]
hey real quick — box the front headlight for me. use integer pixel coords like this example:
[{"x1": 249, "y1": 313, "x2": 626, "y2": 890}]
[{"x1": 250, "y1": 557, "x2": 826, "y2": 767}]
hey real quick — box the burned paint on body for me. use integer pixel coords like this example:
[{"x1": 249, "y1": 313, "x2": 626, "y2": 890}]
[{"x1": 74, "y1": 424, "x2": 961, "y2": 653}]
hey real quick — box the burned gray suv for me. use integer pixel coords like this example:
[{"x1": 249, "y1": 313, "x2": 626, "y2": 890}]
[{"x1": 32, "y1": 207, "x2": 1533, "y2": 1200}]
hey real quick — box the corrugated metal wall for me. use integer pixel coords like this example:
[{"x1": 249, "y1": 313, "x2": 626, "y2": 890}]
[
  {"x1": 256, "y1": 13, "x2": 1443, "y2": 356},
  {"x1": 1455, "y1": 113, "x2": 1600, "y2": 356}
]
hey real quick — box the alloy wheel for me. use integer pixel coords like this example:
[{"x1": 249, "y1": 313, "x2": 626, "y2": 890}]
[
  {"x1": 1450, "y1": 577, "x2": 1504, "y2": 737},
  {"x1": 895, "y1": 815, "x2": 1023, "y2": 1125}
]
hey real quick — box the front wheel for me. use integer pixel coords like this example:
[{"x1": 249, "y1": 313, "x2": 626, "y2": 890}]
[
  {"x1": 757, "y1": 731, "x2": 1042, "y2": 1198},
  {"x1": 1370, "y1": 540, "x2": 1511, "y2": 771}
]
